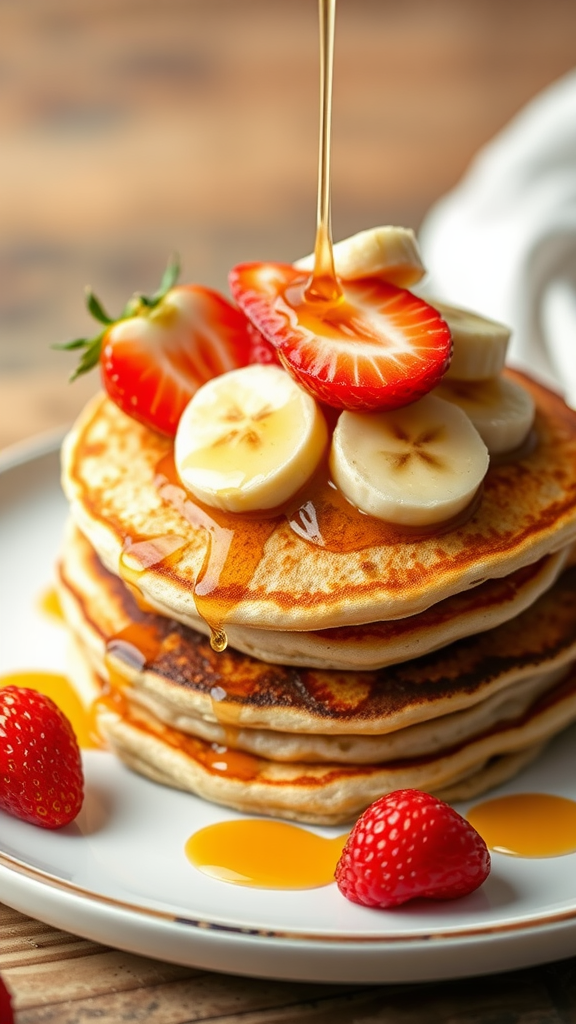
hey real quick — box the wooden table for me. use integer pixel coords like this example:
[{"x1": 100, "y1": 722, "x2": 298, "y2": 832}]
[
  {"x1": 3, "y1": 899, "x2": 576, "y2": 1023},
  {"x1": 3, "y1": 1, "x2": 576, "y2": 1019}
]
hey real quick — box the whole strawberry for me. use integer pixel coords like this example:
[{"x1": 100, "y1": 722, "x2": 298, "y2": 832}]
[
  {"x1": 0, "y1": 687, "x2": 84, "y2": 829},
  {"x1": 336, "y1": 789, "x2": 490, "y2": 909},
  {"x1": 0, "y1": 974, "x2": 14, "y2": 1024},
  {"x1": 56, "y1": 257, "x2": 262, "y2": 437}
]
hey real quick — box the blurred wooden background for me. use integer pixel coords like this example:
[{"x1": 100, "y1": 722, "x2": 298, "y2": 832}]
[{"x1": 2, "y1": 0, "x2": 576, "y2": 448}]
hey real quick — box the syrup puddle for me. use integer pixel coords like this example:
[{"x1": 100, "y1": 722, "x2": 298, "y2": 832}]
[
  {"x1": 467, "y1": 793, "x2": 576, "y2": 857},
  {"x1": 38, "y1": 586, "x2": 65, "y2": 622},
  {"x1": 185, "y1": 819, "x2": 348, "y2": 888},
  {"x1": 0, "y1": 671, "x2": 102, "y2": 750}
]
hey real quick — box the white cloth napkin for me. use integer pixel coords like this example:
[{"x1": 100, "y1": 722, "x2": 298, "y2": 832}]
[{"x1": 419, "y1": 70, "x2": 576, "y2": 409}]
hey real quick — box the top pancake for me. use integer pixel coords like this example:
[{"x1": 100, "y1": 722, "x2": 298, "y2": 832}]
[
  {"x1": 61, "y1": 519, "x2": 569, "y2": 671},
  {"x1": 61, "y1": 372, "x2": 576, "y2": 631}
]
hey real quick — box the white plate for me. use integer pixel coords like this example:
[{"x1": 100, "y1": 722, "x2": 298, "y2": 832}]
[{"x1": 2, "y1": 437, "x2": 576, "y2": 984}]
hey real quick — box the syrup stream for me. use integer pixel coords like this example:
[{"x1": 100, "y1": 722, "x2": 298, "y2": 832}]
[{"x1": 306, "y1": 0, "x2": 341, "y2": 305}]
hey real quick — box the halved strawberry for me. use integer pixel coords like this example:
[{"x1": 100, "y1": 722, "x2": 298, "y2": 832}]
[
  {"x1": 229, "y1": 262, "x2": 452, "y2": 411},
  {"x1": 57, "y1": 258, "x2": 264, "y2": 437}
]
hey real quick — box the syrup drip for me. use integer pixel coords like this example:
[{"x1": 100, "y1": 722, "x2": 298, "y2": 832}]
[
  {"x1": 209, "y1": 628, "x2": 228, "y2": 653},
  {"x1": 185, "y1": 819, "x2": 348, "y2": 889},
  {"x1": 105, "y1": 621, "x2": 163, "y2": 675},
  {"x1": 101, "y1": 607, "x2": 241, "y2": 729},
  {"x1": 154, "y1": 453, "x2": 279, "y2": 653},
  {"x1": 306, "y1": 0, "x2": 341, "y2": 306},
  {"x1": 119, "y1": 535, "x2": 187, "y2": 608},
  {"x1": 0, "y1": 671, "x2": 102, "y2": 750},
  {"x1": 96, "y1": 684, "x2": 262, "y2": 781},
  {"x1": 467, "y1": 793, "x2": 576, "y2": 857}
]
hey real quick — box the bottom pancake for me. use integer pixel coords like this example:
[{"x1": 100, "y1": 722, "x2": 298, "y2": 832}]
[
  {"x1": 93, "y1": 669, "x2": 575, "y2": 824},
  {"x1": 111, "y1": 735, "x2": 543, "y2": 823}
]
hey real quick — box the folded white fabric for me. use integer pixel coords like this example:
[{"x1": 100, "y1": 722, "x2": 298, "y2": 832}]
[{"x1": 419, "y1": 70, "x2": 576, "y2": 409}]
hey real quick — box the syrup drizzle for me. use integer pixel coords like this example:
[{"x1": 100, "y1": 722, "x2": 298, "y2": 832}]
[
  {"x1": 153, "y1": 453, "x2": 278, "y2": 652},
  {"x1": 106, "y1": 620, "x2": 164, "y2": 674},
  {"x1": 119, "y1": 534, "x2": 187, "y2": 614},
  {"x1": 95, "y1": 684, "x2": 263, "y2": 781},
  {"x1": 109, "y1": 448, "x2": 486, "y2": 660}
]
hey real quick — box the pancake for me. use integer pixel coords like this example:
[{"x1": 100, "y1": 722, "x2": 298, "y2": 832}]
[
  {"x1": 61, "y1": 371, "x2": 576, "y2": 633},
  {"x1": 64, "y1": 566, "x2": 576, "y2": 823},
  {"x1": 61, "y1": 520, "x2": 569, "y2": 671},
  {"x1": 56, "y1": 531, "x2": 576, "y2": 737},
  {"x1": 79, "y1": 637, "x2": 569, "y2": 764},
  {"x1": 58, "y1": 525, "x2": 573, "y2": 763},
  {"x1": 93, "y1": 667, "x2": 576, "y2": 824},
  {"x1": 66, "y1": 631, "x2": 544, "y2": 812}
]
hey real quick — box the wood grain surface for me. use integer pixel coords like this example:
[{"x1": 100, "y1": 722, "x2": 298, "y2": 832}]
[
  {"x1": 3, "y1": 2, "x2": 576, "y2": 1020},
  {"x1": 3, "y1": 900, "x2": 576, "y2": 1023}
]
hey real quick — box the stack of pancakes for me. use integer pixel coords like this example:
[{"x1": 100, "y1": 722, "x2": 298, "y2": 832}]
[{"x1": 58, "y1": 371, "x2": 576, "y2": 824}]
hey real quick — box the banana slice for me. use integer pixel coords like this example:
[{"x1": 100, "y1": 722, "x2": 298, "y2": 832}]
[
  {"x1": 330, "y1": 396, "x2": 489, "y2": 527},
  {"x1": 174, "y1": 364, "x2": 328, "y2": 512},
  {"x1": 427, "y1": 299, "x2": 511, "y2": 381},
  {"x1": 294, "y1": 226, "x2": 426, "y2": 288},
  {"x1": 434, "y1": 376, "x2": 535, "y2": 455}
]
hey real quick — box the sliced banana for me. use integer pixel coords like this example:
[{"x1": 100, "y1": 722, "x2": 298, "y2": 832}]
[
  {"x1": 294, "y1": 226, "x2": 426, "y2": 288},
  {"x1": 174, "y1": 364, "x2": 328, "y2": 512},
  {"x1": 330, "y1": 395, "x2": 489, "y2": 527},
  {"x1": 427, "y1": 299, "x2": 511, "y2": 381},
  {"x1": 434, "y1": 376, "x2": 535, "y2": 455}
]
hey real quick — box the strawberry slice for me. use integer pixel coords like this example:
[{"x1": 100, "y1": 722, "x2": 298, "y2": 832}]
[
  {"x1": 229, "y1": 262, "x2": 452, "y2": 411},
  {"x1": 57, "y1": 258, "x2": 263, "y2": 436}
]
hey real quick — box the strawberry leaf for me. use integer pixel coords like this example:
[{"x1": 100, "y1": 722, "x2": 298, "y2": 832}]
[
  {"x1": 86, "y1": 289, "x2": 113, "y2": 325},
  {"x1": 52, "y1": 337, "x2": 90, "y2": 351},
  {"x1": 152, "y1": 252, "x2": 181, "y2": 303},
  {"x1": 68, "y1": 333, "x2": 105, "y2": 381},
  {"x1": 125, "y1": 254, "x2": 182, "y2": 313}
]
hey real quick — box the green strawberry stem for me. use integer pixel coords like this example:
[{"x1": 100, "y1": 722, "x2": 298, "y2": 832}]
[{"x1": 54, "y1": 254, "x2": 181, "y2": 381}]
